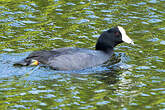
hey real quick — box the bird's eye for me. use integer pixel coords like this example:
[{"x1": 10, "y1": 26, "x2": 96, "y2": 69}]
[{"x1": 115, "y1": 32, "x2": 120, "y2": 36}]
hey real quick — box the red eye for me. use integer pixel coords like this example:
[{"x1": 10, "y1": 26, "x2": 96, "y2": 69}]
[{"x1": 115, "y1": 32, "x2": 120, "y2": 36}]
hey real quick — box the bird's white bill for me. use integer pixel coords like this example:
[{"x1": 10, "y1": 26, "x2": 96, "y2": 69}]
[{"x1": 118, "y1": 26, "x2": 134, "y2": 45}]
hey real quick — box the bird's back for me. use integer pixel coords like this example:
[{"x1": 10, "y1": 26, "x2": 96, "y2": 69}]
[{"x1": 47, "y1": 47, "x2": 111, "y2": 70}]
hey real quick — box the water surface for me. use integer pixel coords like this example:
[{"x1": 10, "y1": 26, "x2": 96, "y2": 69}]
[{"x1": 0, "y1": 0, "x2": 165, "y2": 109}]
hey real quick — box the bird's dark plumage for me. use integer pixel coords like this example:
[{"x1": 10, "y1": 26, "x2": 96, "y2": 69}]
[{"x1": 14, "y1": 26, "x2": 134, "y2": 71}]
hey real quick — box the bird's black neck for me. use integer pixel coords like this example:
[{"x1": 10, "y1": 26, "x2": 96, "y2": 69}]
[{"x1": 95, "y1": 42, "x2": 114, "y2": 54}]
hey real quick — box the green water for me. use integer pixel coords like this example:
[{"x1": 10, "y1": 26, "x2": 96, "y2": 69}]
[{"x1": 0, "y1": 0, "x2": 165, "y2": 110}]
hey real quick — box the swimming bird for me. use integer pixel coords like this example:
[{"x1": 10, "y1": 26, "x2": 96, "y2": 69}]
[{"x1": 14, "y1": 26, "x2": 134, "y2": 71}]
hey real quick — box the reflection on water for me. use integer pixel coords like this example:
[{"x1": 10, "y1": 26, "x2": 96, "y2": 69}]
[{"x1": 0, "y1": 0, "x2": 165, "y2": 109}]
